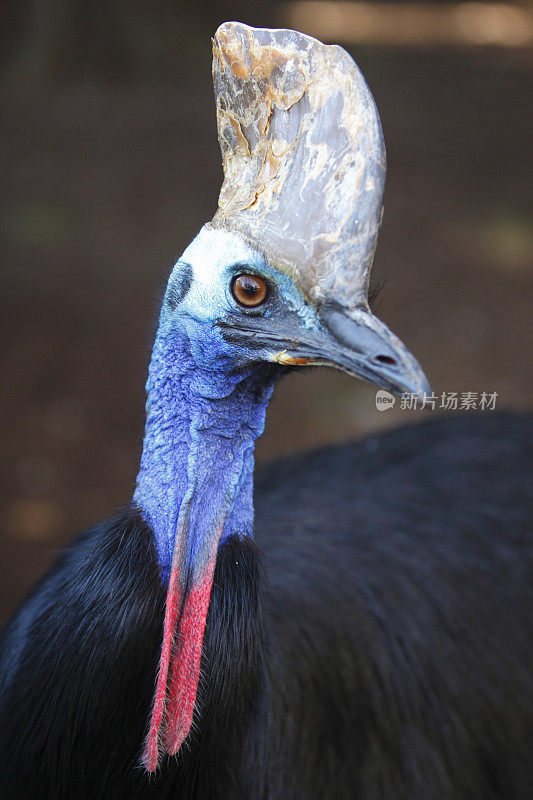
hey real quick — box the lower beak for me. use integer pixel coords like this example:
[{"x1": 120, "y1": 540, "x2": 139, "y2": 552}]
[{"x1": 272, "y1": 303, "x2": 431, "y2": 397}]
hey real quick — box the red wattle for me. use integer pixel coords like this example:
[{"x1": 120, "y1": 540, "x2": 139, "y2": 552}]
[
  {"x1": 163, "y1": 564, "x2": 216, "y2": 754},
  {"x1": 141, "y1": 555, "x2": 218, "y2": 771},
  {"x1": 141, "y1": 567, "x2": 183, "y2": 772}
]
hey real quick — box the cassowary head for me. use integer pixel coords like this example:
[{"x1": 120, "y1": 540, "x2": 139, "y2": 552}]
[{"x1": 160, "y1": 22, "x2": 430, "y2": 396}]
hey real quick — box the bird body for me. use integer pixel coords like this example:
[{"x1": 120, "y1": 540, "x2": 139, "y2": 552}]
[
  {"x1": 1, "y1": 21, "x2": 532, "y2": 799},
  {"x1": 0, "y1": 413, "x2": 531, "y2": 798}
]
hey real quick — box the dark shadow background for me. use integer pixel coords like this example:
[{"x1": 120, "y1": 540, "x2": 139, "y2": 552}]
[{"x1": 1, "y1": 0, "x2": 532, "y2": 624}]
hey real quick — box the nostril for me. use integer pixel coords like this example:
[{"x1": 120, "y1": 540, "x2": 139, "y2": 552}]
[{"x1": 374, "y1": 354, "x2": 397, "y2": 367}]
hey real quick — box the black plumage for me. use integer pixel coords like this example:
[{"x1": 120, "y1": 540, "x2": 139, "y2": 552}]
[{"x1": 1, "y1": 411, "x2": 531, "y2": 799}]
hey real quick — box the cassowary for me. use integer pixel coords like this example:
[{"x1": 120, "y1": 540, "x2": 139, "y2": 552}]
[{"x1": 0, "y1": 22, "x2": 531, "y2": 800}]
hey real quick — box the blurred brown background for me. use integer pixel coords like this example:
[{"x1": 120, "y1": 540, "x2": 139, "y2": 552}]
[{"x1": 1, "y1": 0, "x2": 532, "y2": 624}]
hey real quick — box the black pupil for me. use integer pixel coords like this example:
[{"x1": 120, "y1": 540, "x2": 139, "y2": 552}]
[{"x1": 241, "y1": 277, "x2": 259, "y2": 296}]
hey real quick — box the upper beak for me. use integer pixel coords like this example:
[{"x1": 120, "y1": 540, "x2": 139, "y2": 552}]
[
  {"x1": 269, "y1": 302, "x2": 430, "y2": 397},
  {"x1": 219, "y1": 301, "x2": 431, "y2": 398},
  {"x1": 305, "y1": 302, "x2": 431, "y2": 397}
]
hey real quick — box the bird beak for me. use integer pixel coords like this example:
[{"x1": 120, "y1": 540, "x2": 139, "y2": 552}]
[
  {"x1": 297, "y1": 303, "x2": 431, "y2": 397},
  {"x1": 281, "y1": 304, "x2": 430, "y2": 397},
  {"x1": 223, "y1": 301, "x2": 430, "y2": 398}
]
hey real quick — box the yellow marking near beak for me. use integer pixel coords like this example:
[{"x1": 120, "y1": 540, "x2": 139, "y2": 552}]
[{"x1": 271, "y1": 350, "x2": 311, "y2": 366}]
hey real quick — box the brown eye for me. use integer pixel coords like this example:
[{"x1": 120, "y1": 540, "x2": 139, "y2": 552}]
[{"x1": 231, "y1": 274, "x2": 268, "y2": 308}]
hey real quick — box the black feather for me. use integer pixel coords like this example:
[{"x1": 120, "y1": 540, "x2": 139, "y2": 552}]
[{"x1": 0, "y1": 412, "x2": 532, "y2": 799}]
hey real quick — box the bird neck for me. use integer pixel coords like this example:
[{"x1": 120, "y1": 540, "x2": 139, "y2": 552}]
[
  {"x1": 134, "y1": 317, "x2": 275, "y2": 583},
  {"x1": 134, "y1": 317, "x2": 275, "y2": 769}
]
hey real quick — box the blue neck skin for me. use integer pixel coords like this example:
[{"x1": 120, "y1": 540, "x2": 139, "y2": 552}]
[{"x1": 134, "y1": 316, "x2": 275, "y2": 583}]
